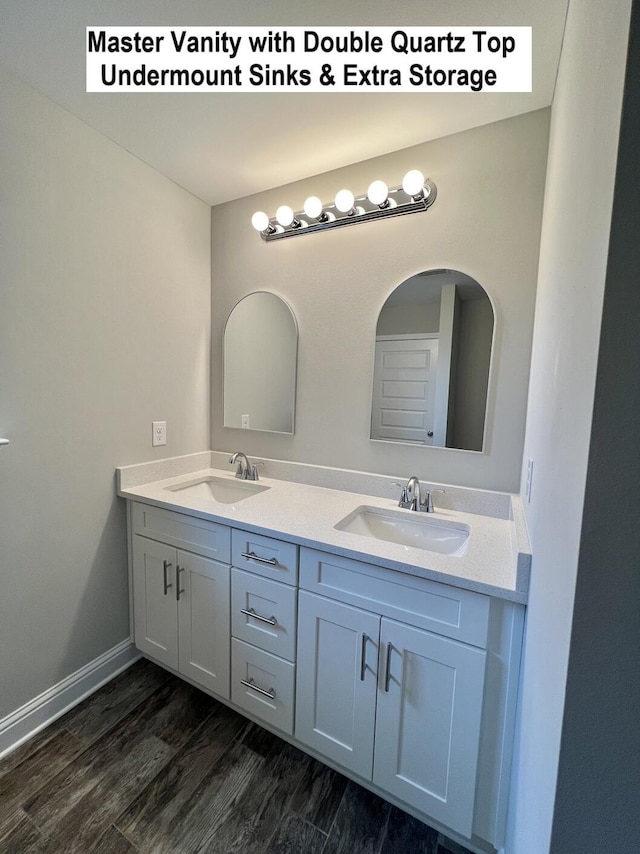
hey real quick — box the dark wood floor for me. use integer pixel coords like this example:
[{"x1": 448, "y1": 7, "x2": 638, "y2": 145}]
[{"x1": 0, "y1": 658, "x2": 475, "y2": 854}]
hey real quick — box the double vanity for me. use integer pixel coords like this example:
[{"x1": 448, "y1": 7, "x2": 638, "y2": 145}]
[{"x1": 117, "y1": 451, "x2": 530, "y2": 854}]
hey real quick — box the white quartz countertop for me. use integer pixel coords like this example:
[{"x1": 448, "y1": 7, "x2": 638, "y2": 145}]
[{"x1": 118, "y1": 461, "x2": 530, "y2": 603}]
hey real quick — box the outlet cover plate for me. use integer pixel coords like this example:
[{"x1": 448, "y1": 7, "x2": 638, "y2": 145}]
[{"x1": 152, "y1": 421, "x2": 167, "y2": 447}]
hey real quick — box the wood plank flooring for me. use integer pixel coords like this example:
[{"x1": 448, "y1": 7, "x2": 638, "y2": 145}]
[{"x1": 0, "y1": 659, "x2": 476, "y2": 854}]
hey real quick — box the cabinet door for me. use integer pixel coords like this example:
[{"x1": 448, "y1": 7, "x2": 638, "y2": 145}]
[
  {"x1": 295, "y1": 591, "x2": 380, "y2": 779},
  {"x1": 132, "y1": 536, "x2": 178, "y2": 670},
  {"x1": 373, "y1": 618, "x2": 486, "y2": 837},
  {"x1": 177, "y1": 550, "x2": 230, "y2": 699}
]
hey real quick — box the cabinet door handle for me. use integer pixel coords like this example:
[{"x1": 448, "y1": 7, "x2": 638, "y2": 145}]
[
  {"x1": 162, "y1": 560, "x2": 173, "y2": 595},
  {"x1": 240, "y1": 678, "x2": 276, "y2": 700},
  {"x1": 360, "y1": 633, "x2": 368, "y2": 681},
  {"x1": 176, "y1": 565, "x2": 185, "y2": 601},
  {"x1": 240, "y1": 607, "x2": 277, "y2": 626},
  {"x1": 384, "y1": 642, "x2": 393, "y2": 692},
  {"x1": 241, "y1": 550, "x2": 278, "y2": 566}
]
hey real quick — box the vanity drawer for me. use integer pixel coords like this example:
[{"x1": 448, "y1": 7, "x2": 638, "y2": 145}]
[
  {"x1": 299, "y1": 548, "x2": 490, "y2": 648},
  {"x1": 132, "y1": 502, "x2": 231, "y2": 563},
  {"x1": 231, "y1": 569, "x2": 297, "y2": 661},
  {"x1": 231, "y1": 529, "x2": 298, "y2": 585},
  {"x1": 231, "y1": 638, "x2": 295, "y2": 734}
]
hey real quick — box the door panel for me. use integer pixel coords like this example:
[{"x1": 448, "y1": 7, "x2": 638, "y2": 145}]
[
  {"x1": 177, "y1": 550, "x2": 230, "y2": 699},
  {"x1": 371, "y1": 337, "x2": 438, "y2": 444},
  {"x1": 132, "y1": 536, "x2": 178, "y2": 669},
  {"x1": 374, "y1": 618, "x2": 486, "y2": 837},
  {"x1": 295, "y1": 591, "x2": 379, "y2": 779}
]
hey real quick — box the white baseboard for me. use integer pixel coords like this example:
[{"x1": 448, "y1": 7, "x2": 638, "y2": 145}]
[{"x1": 0, "y1": 640, "x2": 140, "y2": 760}]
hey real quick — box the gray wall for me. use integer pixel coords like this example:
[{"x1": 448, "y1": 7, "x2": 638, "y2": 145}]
[
  {"x1": 509, "y1": 1, "x2": 633, "y2": 851},
  {"x1": 376, "y1": 300, "x2": 441, "y2": 336},
  {"x1": 0, "y1": 67, "x2": 211, "y2": 718},
  {"x1": 551, "y1": 1, "x2": 640, "y2": 848},
  {"x1": 211, "y1": 110, "x2": 550, "y2": 493}
]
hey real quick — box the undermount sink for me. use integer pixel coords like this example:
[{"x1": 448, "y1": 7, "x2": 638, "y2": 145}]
[
  {"x1": 166, "y1": 476, "x2": 269, "y2": 504},
  {"x1": 335, "y1": 505, "x2": 470, "y2": 556}
]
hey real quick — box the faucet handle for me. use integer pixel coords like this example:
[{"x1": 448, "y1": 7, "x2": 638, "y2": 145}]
[
  {"x1": 249, "y1": 463, "x2": 259, "y2": 481},
  {"x1": 421, "y1": 488, "x2": 446, "y2": 513},
  {"x1": 251, "y1": 460, "x2": 266, "y2": 481},
  {"x1": 393, "y1": 482, "x2": 409, "y2": 508}
]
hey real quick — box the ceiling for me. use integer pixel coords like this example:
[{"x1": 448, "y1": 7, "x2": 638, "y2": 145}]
[{"x1": 0, "y1": 0, "x2": 569, "y2": 205}]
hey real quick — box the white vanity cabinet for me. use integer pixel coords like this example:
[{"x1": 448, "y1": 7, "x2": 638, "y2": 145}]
[
  {"x1": 126, "y1": 499, "x2": 524, "y2": 851},
  {"x1": 295, "y1": 548, "x2": 490, "y2": 839},
  {"x1": 130, "y1": 503, "x2": 231, "y2": 698}
]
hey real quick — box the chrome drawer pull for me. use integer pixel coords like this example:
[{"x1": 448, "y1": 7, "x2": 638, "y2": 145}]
[
  {"x1": 240, "y1": 607, "x2": 277, "y2": 626},
  {"x1": 384, "y1": 642, "x2": 393, "y2": 692},
  {"x1": 240, "y1": 678, "x2": 276, "y2": 700},
  {"x1": 360, "y1": 633, "x2": 368, "y2": 681},
  {"x1": 162, "y1": 560, "x2": 173, "y2": 595},
  {"x1": 241, "y1": 550, "x2": 278, "y2": 566}
]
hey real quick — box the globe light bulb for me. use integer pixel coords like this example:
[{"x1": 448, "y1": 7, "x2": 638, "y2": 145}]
[
  {"x1": 275, "y1": 205, "x2": 295, "y2": 227},
  {"x1": 303, "y1": 196, "x2": 324, "y2": 219},
  {"x1": 367, "y1": 180, "x2": 389, "y2": 207},
  {"x1": 335, "y1": 189, "x2": 355, "y2": 214},
  {"x1": 251, "y1": 211, "x2": 270, "y2": 232},
  {"x1": 402, "y1": 169, "x2": 425, "y2": 198}
]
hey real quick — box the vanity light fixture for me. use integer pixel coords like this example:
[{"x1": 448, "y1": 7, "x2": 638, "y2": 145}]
[{"x1": 251, "y1": 169, "x2": 437, "y2": 241}]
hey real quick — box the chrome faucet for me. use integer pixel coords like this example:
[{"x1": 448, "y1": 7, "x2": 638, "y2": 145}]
[
  {"x1": 229, "y1": 451, "x2": 259, "y2": 481},
  {"x1": 406, "y1": 475, "x2": 421, "y2": 511},
  {"x1": 396, "y1": 476, "x2": 445, "y2": 513}
]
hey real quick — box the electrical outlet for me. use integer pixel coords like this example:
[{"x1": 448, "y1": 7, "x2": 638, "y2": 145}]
[
  {"x1": 241, "y1": 414, "x2": 250, "y2": 429},
  {"x1": 152, "y1": 421, "x2": 167, "y2": 447},
  {"x1": 525, "y1": 458, "x2": 534, "y2": 502}
]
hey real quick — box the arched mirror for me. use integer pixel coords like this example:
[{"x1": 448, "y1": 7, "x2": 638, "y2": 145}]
[
  {"x1": 370, "y1": 269, "x2": 494, "y2": 451},
  {"x1": 224, "y1": 292, "x2": 298, "y2": 434}
]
